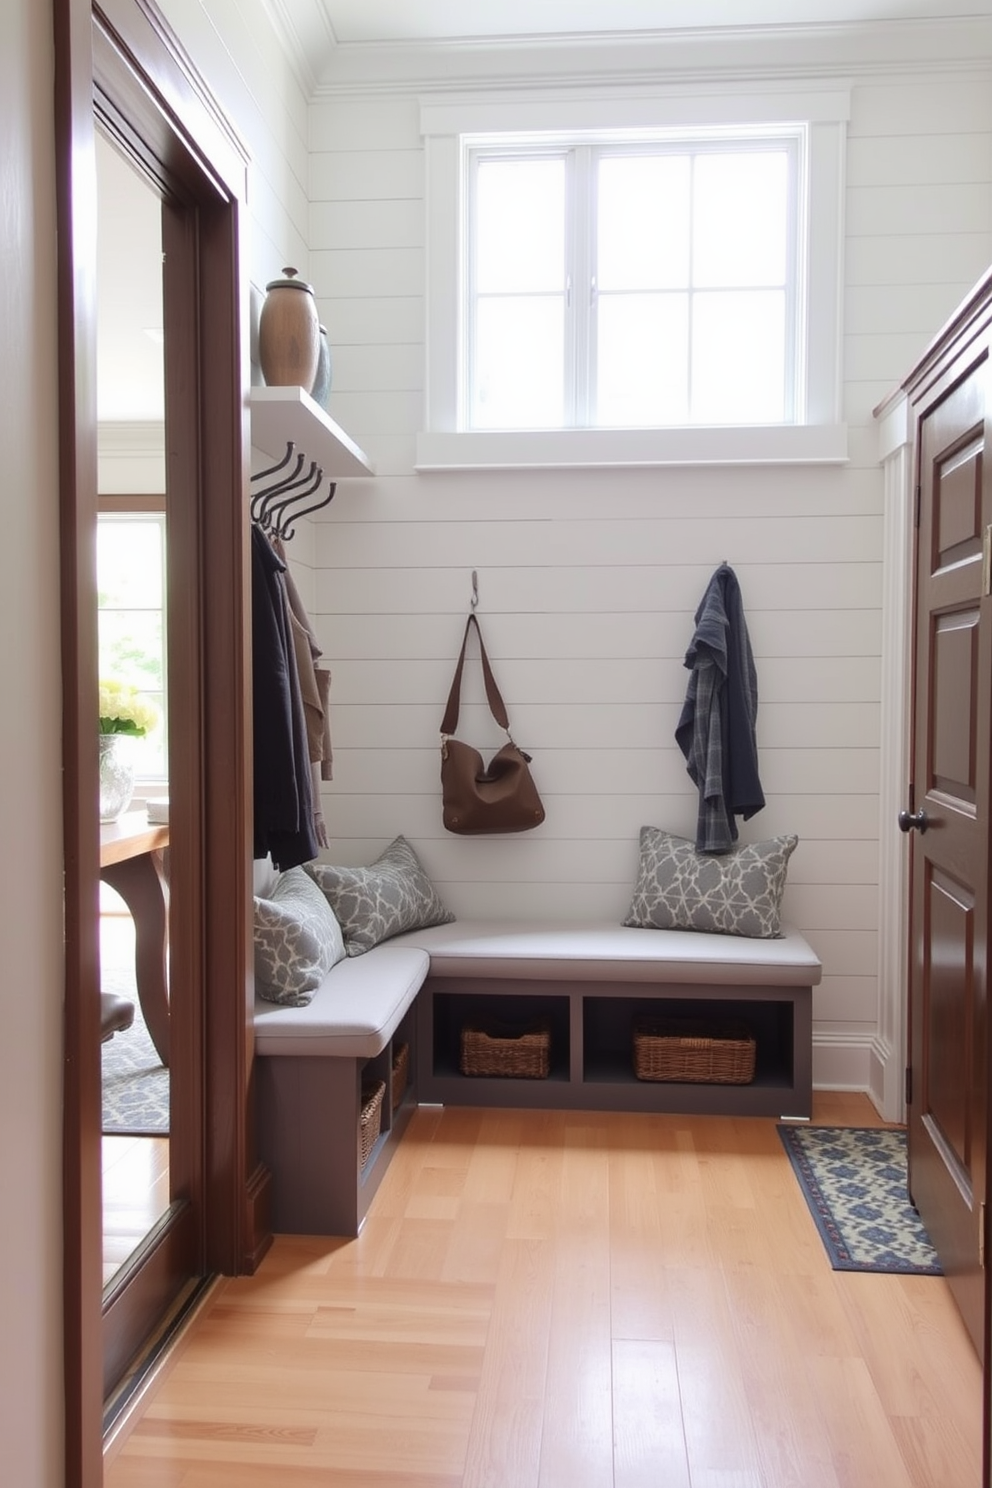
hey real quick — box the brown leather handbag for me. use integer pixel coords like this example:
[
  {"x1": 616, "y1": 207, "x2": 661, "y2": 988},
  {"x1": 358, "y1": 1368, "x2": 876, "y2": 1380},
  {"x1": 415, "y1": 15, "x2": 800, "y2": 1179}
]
[{"x1": 440, "y1": 614, "x2": 545, "y2": 835}]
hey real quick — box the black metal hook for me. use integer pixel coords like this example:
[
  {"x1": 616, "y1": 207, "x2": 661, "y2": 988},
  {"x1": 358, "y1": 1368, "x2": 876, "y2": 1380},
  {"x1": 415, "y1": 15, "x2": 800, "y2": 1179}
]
[
  {"x1": 280, "y1": 480, "x2": 337, "y2": 541},
  {"x1": 251, "y1": 440, "x2": 295, "y2": 483}
]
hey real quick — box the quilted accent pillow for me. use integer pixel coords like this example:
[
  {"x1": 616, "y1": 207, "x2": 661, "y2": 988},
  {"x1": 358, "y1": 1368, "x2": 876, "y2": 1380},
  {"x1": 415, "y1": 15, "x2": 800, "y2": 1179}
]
[
  {"x1": 254, "y1": 865, "x2": 346, "y2": 1005},
  {"x1": 307, "y1": 835, "x2": 455, "y2": 956},
  {"x1": 623, "y1": 826, "x2": 798, "y2": 939}
]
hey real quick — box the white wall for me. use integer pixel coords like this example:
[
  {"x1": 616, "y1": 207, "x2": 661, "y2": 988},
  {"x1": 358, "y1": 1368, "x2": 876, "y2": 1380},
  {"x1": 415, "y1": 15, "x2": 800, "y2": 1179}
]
[
  {"x1": 305, "y1": 42, "x2": 992, "y2": 1092},
  {"x1": 0, "y1": 5, "x2": 67, "y2": 1485}
]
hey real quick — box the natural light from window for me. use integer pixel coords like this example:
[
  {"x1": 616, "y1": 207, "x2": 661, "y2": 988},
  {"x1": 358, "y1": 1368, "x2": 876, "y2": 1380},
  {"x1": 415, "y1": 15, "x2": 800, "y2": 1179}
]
[
  {"x1": 418, "y1": 85, "x2": 848, "y2": 469},
  {"x1": 97, "y1": 513, "x2": 167, "y2": 781},
  {"x1": 467, "y1": 135, "x2": 797, "y2": 432}
]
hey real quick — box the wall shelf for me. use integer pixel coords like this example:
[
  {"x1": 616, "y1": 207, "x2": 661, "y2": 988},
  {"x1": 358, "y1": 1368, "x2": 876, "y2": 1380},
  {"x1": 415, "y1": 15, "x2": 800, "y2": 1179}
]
[{"x1": 250, "y1": 385, "x2": 374, "y2": 477}]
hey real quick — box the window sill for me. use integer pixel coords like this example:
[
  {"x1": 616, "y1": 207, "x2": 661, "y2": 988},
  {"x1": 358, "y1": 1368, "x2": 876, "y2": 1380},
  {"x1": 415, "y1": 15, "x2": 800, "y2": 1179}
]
[{"x1": 415, "y1": 424, "x2": 848, "y2": 472}]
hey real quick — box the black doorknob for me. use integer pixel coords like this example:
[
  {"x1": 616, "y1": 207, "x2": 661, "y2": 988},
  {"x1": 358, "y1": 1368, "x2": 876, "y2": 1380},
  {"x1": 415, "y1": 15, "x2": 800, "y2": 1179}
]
[{"x1": 898, "y1": 809, "x2": 929, "y2": 833}]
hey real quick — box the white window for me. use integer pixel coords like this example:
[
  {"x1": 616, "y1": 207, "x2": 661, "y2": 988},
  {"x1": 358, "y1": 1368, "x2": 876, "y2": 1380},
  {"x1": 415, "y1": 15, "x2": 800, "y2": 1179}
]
[
  {"x1": 97, "y1": 511, "x2": 168, "y2": 782},
  {"x1": 419, "y1": 86, "x2": 849, "y2": 470},
  {"x1": 467, "y1": 134, "x2": 799, "y2": 431}
]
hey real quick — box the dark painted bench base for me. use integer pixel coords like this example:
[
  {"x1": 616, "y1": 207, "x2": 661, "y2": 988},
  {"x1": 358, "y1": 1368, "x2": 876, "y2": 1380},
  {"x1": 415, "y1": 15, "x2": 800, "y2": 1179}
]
[
  {"x1": 256, "y1": 1006, "x2": 417, "y2": 1238},
  {"x1": 417, "y1": 974, "x2": 813, "y2": 1120}
]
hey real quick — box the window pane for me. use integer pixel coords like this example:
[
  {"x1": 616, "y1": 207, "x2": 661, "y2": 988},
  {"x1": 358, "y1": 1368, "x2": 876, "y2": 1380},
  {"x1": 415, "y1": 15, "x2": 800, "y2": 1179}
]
[
  {"x1": 597, "y1": 293, "x2": 689, "y2": 426},
  {"x1": 98, "y1": 515, "x2": 167, "y2": 780},
  {"x1": 476, "y1": 158, "x2": 565, "y2": 294},
  {"x1": 474, "y1": 297, "x2": 565, "y2": 428},
  {"x1": 692, "y1": 290, "x2": 786, "y2": 423},
  {"x1": 597, "y1": 155, "x2": 690, "y2": 291},
  {"x1": 98, "y1": 610, "x2": 164, "y2": 692},
  {"x1": 694, "y1": 151, "x2": 788, "y2": 288},
  {"x1": 97, "y1": 519, "x2": 163, "y2": 607}
]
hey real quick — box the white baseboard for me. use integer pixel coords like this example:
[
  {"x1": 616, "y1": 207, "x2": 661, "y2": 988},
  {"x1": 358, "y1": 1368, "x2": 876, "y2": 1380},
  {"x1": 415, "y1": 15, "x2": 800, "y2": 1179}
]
[{"x1": 811, "y1": 1031, "x2": 904, "y2": 1124}]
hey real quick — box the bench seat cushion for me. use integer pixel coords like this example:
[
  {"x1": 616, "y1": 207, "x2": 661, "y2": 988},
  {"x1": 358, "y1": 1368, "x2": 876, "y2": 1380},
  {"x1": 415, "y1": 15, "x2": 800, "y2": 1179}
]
[
  {"x1": 253, "y1": 944, "x2": 430, "y2": 1058},
  {"x1": 392, "y1": 919, "x2": 821, "y2": 987}
]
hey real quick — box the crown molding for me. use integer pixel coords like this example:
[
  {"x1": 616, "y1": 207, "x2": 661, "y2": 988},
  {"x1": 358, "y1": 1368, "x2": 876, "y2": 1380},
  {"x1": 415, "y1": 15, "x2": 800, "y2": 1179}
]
[{"x1": 307, "y1": 16, "x2": 992, "y2": 97}]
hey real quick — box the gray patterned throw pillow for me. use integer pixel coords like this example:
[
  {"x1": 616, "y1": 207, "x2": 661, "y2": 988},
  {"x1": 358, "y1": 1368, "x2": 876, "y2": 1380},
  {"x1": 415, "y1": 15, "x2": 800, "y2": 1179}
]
[
  {"x1": 623, "y1": 826, "x2": 798, "y2": 939},
  {"x1": 254, "y1": 865, "x2": 346, "y2": 1005},
  {"x1": 306, "y1": 835, "x2": 455, "y2": 956}
]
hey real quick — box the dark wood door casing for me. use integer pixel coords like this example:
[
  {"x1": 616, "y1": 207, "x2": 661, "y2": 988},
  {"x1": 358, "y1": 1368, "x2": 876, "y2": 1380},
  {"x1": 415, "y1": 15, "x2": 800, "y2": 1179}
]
[{"x1": 55, "y1": 1, "x2": 265, "y2": 1483}]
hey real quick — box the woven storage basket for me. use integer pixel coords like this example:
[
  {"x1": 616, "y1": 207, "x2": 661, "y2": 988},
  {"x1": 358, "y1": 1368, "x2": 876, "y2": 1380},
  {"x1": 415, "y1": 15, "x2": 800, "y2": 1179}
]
[
  {"x1": 633, "y1": 1017, "x2": 756, "y2": 1085},
  {"x1": 358, "y1": 1079, "x2": 386, "y2": 1169},
  {"x1": 391, "y1": 1041, "x2": 409, "y2": 1113},
  {"x1": 460, "y1": 1018, "x2": 551, "y2": 1079}
]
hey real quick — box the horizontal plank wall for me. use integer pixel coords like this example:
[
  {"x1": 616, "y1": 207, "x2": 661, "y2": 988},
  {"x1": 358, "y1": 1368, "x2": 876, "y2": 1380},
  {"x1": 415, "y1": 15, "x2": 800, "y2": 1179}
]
[
  {"x1": 304, "y1": 47, "x2": 992, "y2": 1098},
  {"x1": 158, "y1": 0, "x2": 313, "y2": 322}
]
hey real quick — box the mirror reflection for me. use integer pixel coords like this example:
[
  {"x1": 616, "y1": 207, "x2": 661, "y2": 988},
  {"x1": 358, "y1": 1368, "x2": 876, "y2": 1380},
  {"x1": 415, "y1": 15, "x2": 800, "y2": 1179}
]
[{"x1": 95, "y1": 130, "x2": 171, "y2": 1291}]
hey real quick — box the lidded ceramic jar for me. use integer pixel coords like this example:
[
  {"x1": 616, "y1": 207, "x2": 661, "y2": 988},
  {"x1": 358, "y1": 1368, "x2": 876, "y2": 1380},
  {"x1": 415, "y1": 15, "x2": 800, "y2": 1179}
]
[{"x1": 258, "y1": 266, "x2": 321, "y2": 389}]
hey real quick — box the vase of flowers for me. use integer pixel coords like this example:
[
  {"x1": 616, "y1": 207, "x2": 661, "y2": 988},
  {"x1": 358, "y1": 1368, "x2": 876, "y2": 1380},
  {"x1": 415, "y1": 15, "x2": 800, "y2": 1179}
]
[{"x1": 99, "y1": 680, "x2": 159, "y2": 823}]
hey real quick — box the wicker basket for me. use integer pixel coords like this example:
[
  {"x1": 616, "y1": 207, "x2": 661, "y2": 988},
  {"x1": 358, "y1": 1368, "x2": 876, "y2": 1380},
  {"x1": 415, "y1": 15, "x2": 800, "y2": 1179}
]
[
  {"x1": 391, "y1": 1041, "x2": 409, "y2": 1113},
  {"x1": 460, "y1": 1018, "x2": 551, "y2": 1079},
  {"x1": 632, "y1": 1017, "x2": 756, "y2": 1085},
  {"x1": 358, "y1": 1079, "x2": 386, "y2": 1168}
]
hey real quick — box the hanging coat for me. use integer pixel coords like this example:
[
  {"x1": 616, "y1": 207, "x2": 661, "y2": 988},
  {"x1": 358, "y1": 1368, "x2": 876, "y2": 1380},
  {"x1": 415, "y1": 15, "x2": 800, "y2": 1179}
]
[
  {"x1": 251, "y1": 525, "x2": 319, "y2": 870},
  {"x1": 674, "y1": 562, "x2": 765, "y2": 854}
]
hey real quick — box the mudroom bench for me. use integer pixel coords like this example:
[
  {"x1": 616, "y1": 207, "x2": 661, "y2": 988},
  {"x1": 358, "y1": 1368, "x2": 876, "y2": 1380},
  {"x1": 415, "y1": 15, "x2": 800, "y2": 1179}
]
[{"x1": 253, "y1": 919, "x2": 821, "y2": 1238}]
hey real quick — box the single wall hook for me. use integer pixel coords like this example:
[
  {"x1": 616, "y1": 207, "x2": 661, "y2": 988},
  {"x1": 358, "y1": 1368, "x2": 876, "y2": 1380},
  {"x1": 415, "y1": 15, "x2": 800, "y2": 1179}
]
[
  {"x1": 471, "y1": 570, "x2": 479, "y2": 611},
  {"x1": 251, "y1": 440, "x2": 295, "y2": 483}
]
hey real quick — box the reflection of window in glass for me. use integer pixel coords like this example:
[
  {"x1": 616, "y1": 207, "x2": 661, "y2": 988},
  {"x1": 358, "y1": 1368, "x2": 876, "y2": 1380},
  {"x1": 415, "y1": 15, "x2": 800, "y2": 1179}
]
[{"x1": 97, "y1": 512, "x2": 167, "y2": 780}]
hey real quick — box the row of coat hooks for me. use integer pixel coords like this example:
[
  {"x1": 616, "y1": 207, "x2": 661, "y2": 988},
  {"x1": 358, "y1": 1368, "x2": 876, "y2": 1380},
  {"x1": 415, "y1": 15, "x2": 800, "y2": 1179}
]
[{"x1": 250, "y1": 440, "x2": 336, "y2": 541}]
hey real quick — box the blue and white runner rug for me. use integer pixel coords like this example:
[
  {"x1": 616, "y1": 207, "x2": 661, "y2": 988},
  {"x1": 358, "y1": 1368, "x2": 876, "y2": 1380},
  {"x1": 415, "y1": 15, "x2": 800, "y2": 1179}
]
[{"x1": 778, "y1": 1125, "x2": 942, "y2": 1275}]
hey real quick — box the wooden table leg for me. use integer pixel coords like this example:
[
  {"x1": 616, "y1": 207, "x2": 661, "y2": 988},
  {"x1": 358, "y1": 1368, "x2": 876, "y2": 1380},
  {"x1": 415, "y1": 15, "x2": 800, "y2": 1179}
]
[{"x1": 100, "y1": 848, "x2": 170, "y2": 1067}]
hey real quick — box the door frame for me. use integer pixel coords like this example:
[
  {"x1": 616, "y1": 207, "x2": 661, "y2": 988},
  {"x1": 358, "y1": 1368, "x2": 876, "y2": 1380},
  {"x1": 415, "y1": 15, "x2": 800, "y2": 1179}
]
[{"x1": 54, "y1": 1, "x2": 267, "y2": 1481}]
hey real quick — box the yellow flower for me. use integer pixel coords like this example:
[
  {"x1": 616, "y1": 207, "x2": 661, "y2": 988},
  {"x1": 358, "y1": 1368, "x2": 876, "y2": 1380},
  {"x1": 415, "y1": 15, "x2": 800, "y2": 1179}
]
[{"x1": 98, "y1": 679, "x2": 159, "y2": 738}]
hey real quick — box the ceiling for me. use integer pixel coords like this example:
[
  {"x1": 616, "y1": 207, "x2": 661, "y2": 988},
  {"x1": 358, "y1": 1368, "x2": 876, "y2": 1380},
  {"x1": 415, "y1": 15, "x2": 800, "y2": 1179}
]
[
  {"x1": 96, "y1": 131, "x2": 164, "y2": 426},
  {"x1": 310, "y1": 0, "x2": 992, "y2": 47}
]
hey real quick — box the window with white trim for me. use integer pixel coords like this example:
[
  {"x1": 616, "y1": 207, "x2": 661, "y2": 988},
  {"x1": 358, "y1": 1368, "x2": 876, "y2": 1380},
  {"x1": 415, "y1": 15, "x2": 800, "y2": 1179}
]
[
  {"x1": 419, "y1": 86, "x2": 849, "y2": 469},
  {"x1": 468, "y1": 131, "x2": 800, "y2": 431}
]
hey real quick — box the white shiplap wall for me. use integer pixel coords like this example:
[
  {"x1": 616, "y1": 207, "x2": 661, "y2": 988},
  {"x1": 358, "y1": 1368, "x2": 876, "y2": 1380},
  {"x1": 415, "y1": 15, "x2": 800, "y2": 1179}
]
[
  {"x1": 304, "y1": 47, "x2": 992, "y2": 1093},
  {"x1": 158, "y1": 0, "x2": 314, "y2": 317}
]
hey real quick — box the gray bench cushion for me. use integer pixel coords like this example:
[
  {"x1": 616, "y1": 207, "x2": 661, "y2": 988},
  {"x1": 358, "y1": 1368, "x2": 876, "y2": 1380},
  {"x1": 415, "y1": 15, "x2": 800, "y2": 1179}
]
[
  {"x1": 253, "y1": 944, "x2": 430, "y2": 1058},
  {"x1": 392, "y1": 919, "x2": 822, "y2": 987}
]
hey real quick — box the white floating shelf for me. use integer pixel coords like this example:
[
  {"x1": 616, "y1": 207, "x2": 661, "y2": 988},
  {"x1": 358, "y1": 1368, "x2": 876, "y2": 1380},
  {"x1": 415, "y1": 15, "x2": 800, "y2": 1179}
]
[{"x1": 250, "y1": 385, "x2": 374, "y2": 478}]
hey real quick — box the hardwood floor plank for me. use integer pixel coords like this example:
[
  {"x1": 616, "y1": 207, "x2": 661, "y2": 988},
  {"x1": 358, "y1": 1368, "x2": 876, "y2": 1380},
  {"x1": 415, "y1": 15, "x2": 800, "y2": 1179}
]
[
  {"x1": 724, "y1": 1258, "x2": 844, "y2": 1488},
  {"x1": 537, "y1": 1125, "x2": 614, "y2": 1487},
  {"x1": 612, "y1": 1338, "x2": 691, "y2": 1488},
  {"x1": 461, "y1": 1236, "x2": 555, "y2": 1488},
  {"x1": 807, "y1": 1354, "x2": 918, "y2": 1488},
  {"x1": 668, "y1": 1263, "x2": 766, "y2": 1482}
]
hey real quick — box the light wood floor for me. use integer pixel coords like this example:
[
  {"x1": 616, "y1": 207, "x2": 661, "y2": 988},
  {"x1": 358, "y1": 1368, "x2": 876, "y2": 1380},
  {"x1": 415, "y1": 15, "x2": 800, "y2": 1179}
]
[{"x1": 104, "y1": 1092, "x2": 983, "y2": 1488}]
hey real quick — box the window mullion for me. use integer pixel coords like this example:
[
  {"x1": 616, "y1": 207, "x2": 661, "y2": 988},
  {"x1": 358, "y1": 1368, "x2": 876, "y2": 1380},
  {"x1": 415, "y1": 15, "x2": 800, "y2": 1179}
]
[{"x1": 569, "y1": 145, "x2": 593, "y2": 428}]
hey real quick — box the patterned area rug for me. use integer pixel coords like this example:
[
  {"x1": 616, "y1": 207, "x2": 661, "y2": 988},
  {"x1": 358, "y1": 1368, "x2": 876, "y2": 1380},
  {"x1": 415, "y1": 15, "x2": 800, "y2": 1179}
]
[
  {"x1": 778, "y1": 1125, "x2": 942, "y2": 1275},
  {"x1": 101, "y1": 915, "x2": 170, "y2": 1136}
]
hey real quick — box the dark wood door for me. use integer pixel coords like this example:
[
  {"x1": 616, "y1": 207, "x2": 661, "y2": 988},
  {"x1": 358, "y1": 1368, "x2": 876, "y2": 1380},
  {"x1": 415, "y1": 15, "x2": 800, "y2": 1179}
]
[{"x1": 907, "y1": 337, "x2": 991, "y2": 1363}]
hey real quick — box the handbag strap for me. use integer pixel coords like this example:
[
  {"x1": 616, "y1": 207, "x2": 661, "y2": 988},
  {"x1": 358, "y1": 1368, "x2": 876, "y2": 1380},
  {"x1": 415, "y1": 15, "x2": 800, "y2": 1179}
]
[{"x1": 440, "y1": 613, "x2": 511, "y2": 736}]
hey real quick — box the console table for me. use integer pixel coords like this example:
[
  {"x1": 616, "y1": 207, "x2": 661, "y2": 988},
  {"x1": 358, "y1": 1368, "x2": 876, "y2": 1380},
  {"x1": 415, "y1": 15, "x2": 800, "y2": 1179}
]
[{"x1": 100, "y1": 812, "x2": 170, "y2": 1067}]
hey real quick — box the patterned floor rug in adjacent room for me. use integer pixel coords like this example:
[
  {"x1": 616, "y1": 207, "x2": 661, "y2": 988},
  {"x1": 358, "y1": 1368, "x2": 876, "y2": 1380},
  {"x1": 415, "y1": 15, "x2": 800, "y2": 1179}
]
[
  {"x1": 101, "y1": 914, "x2": 169, "y2": 1136},
  {"x1": 778, "y1": 1125, "x2": 941, "y2": 1275}
]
